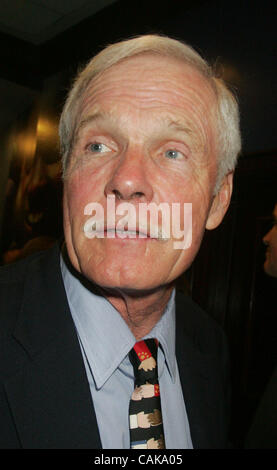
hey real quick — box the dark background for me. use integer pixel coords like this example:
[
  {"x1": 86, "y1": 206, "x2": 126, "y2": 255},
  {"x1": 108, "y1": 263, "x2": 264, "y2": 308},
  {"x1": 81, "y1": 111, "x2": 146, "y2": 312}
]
[{"x1": 0, "y1": 0, "x2": 276, "y2": 448}]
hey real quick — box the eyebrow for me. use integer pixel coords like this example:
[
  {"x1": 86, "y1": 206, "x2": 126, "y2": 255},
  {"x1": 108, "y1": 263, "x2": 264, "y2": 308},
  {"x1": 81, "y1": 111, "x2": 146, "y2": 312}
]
[
  {"x1": 165, "y1": 118, "x2": 195, "y2": 137},
  {"x1": 74, "y1": 112, "x2": 196, "y2": 144},
  {"x1": 75, "y1": 111, "x2": 109, "y2": 137}
]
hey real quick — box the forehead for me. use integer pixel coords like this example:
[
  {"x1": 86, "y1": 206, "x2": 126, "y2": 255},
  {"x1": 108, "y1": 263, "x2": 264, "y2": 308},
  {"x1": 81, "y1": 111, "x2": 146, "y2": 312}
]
[{"x1": 78, "y1": 54, "x2": 217, "y2": 123}]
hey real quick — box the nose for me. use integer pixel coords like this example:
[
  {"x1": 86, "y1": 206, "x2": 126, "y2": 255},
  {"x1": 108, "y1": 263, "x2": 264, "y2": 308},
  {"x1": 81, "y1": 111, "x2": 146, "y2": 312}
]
[
  {"x1": 104, "y1": 147, "x2": 154, "y2": 203},
  {"x1": 263, "y1": 228, "x2": 272, "y2": 246}
]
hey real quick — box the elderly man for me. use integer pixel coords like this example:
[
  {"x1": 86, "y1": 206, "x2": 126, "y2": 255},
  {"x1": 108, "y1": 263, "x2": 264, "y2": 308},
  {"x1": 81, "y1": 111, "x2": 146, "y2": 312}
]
[{"x1": 0, "y1": 35, "x2": 241, "y2": 449}]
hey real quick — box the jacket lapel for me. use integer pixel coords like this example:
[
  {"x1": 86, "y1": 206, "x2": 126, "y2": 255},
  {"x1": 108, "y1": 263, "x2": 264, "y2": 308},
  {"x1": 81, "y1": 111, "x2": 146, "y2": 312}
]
[
  {"x1": 4, "y1": 243, "x2": 102, "y2": 449},
  {"x1": 175, "y1": 291, "x2": 225, "y2": 449}
]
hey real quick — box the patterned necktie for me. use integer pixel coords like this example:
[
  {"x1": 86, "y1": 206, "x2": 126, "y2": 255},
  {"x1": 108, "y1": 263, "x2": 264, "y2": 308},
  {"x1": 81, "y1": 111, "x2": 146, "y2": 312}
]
[{"x1": 128, "y1": 338, "x2": 165, "y2": 449}]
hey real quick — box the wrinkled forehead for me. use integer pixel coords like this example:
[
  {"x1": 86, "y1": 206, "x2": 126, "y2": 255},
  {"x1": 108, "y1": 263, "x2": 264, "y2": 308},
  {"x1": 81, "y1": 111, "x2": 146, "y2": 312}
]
[{"x1": 77, "y1": 53, "x2": 218, "y2": 121}]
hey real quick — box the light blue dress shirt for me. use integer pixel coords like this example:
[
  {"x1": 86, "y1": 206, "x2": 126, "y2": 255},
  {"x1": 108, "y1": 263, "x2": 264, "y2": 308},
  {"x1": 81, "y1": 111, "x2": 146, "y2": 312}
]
[{"x1": 60, "y1": 255, "x2": 193, "y2": 449}]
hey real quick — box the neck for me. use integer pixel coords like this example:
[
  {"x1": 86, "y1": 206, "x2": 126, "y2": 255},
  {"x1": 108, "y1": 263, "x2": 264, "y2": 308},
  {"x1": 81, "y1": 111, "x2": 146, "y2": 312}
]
[
  {"x1": 100, "y1": 284, "x2": 175, "y2": 340},
  {"x1": 62, "y1": 245, "x2": 174, "y2": 340}
]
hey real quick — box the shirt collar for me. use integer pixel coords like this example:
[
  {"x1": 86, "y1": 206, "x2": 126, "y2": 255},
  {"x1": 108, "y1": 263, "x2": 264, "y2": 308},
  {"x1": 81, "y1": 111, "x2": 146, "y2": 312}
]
[
  {"x1": 143, "y1": 289, "x2": 176, "y2": 382},
  {"x1": 60, "y1": 254, "x2": 176, "y2": 389}
]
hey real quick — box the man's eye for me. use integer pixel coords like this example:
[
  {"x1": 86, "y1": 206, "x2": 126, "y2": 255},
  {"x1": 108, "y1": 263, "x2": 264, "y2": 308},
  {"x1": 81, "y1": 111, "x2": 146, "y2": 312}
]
[
  {"x1": 165, "y1": 149, "x2": 183, "y2": 159},
  {"x1": 87, "y1": 142, "x2": 110, "y2": 153}
]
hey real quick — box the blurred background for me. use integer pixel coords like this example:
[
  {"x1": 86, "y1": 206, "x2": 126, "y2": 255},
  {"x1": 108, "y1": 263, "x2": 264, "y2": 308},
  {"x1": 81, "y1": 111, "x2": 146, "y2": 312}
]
[{"x1": 0, "y1": 0, "x2": 276, "y2": 448}]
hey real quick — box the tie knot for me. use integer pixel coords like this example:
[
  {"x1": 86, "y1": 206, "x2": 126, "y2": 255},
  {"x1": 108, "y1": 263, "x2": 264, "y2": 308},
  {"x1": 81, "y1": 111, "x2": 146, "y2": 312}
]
[{"x1": 129, "y1": 338, "x2": 159, "y2": 386}]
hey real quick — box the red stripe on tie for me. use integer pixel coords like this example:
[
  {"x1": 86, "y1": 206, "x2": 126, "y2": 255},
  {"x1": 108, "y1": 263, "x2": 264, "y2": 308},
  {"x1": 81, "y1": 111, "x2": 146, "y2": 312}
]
[{"x1": 133, "y1": 340, "x2": 152, "y2": 362}]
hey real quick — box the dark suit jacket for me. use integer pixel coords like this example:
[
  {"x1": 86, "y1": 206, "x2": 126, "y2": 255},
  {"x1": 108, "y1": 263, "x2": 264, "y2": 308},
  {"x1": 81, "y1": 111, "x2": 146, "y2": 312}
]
[
  {"x1": 245, "y1": 366, "x2": 277, "y2": 449},
  {"x1": 0, "y1": 242, "x2": 230, "y2": 448}
]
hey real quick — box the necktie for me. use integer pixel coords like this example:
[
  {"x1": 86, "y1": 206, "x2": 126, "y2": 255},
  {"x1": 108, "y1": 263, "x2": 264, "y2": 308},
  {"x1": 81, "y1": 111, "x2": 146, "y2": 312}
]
[{"x1": 128, "y1": 338, "x2": 165, "y2": 449}]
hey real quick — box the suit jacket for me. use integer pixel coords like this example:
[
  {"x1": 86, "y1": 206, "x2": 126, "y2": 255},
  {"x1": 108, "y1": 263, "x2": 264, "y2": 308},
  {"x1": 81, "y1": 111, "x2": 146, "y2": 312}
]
[
  {"x1": 245, "y1": 366, "x2": 277, "y2": 449},
  {"x1": 0, "y1": 241, "x2": 230, "y2": 449}
]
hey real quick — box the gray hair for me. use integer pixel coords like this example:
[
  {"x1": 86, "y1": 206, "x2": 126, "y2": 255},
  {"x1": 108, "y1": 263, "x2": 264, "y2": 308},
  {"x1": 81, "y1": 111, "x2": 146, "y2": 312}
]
[{"x1": 59, "y1": 34, "x2": 241, "y2": 193}]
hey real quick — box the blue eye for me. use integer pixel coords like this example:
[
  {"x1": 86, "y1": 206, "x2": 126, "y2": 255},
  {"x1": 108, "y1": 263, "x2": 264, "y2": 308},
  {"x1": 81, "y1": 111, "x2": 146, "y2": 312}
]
[
  {"x1": 165, "y1": 149, "x2": 182, "y2": 159},
  {"x1": 88, "y1": 142, "x2": 110, "y2": 153}
]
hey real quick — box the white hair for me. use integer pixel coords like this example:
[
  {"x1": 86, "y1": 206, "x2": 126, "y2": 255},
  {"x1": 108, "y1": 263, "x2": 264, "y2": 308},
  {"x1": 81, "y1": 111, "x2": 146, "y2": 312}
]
[{"x1": 59, "y1": 34, "x2": 241, "y2": 193}]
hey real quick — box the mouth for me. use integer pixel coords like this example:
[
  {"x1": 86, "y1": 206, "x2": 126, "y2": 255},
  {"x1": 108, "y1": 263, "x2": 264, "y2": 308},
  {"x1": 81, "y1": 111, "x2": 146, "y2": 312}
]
[
  {"x1": 105, "y1": 227, "x2": 153, "y2": 239},
  {"x1": 83, "y1": 219, "x2": 170, "y2": 241}
]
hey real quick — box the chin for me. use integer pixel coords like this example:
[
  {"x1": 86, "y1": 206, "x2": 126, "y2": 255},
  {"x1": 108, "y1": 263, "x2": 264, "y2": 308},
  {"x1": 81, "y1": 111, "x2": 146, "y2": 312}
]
[{"x1": 79, "y1": 261, "x2": 164, "y2": 293}]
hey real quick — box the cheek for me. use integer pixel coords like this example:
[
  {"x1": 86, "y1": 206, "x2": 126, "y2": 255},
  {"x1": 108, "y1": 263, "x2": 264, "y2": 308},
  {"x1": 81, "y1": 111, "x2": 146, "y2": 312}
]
[
  {"x1": 153, "y1": 175, "x2": 211, "y2": 256},
  {"x1": 272, "y1": 241, "x2": 277, "y2": 259},
  {"x1": 159, "y1": 174, "x2": 211, "y2": 218},
  {"x1": 65, "y1": 170, "x2": 104, "y2": 219}
]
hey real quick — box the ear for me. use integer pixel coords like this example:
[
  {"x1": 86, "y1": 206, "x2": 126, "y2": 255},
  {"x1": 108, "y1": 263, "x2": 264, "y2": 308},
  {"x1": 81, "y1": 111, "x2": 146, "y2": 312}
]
[{"x1": 206, "y1": 171, "x2": 233, "y2": 230}]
